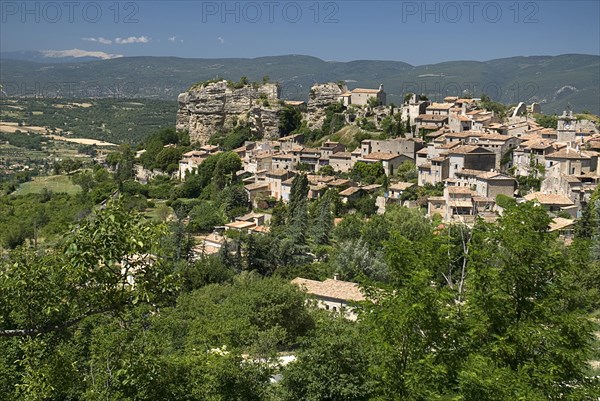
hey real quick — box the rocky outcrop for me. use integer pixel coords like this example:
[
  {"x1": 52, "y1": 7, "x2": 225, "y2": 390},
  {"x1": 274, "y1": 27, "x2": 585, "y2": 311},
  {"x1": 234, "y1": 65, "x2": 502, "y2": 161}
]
[
  {"x1": 176, "y1": 80, "x2": 281, "y2": 144},
  {"x1": 306, "y1": 82, "x2": 345, "y2": 130}
]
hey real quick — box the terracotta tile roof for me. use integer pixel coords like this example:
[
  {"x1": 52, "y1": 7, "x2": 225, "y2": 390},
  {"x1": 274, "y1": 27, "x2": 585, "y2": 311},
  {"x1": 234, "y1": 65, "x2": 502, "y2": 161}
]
[
  {"x1": 389, "y1": 182, "x2": 415, "y2": 191},
  {"x1": 291, "y1": 278, "x2": 366, "y2": 302},
  {"x1": 421, "y1": 124, "x2": 443, "y2": 130},
  {"x1": 330, "y1": 152, "x2": 352, "y2": 159},
  {"x1": 352, "y1": 88, "x2": 381, "y2": 94},
  {"x1": 546, "y1": 148, "x2": 592, "y2": 160},
  {"x1": 448, "y1": 145, "x2": 491, "y2": 155},
  {"x1": 549, "y1": 217, "x2": 575, "y2": 232},
  {"x1": 417, "y1": 114, "x2": 449, "y2": 121},
  {"x1": 329, "y1": 179, "x2": 352, "y2": 187},
  {"x1": 456, "y1": 169, "x2": 486, "y2": 177},
  {"x1": 438, "y1": 142, "x2": 461, "y2": 150},
  {"x1": 272, "y1": 153, "x2": 295, "y2": 160},
  {"x1": 267, "y1": 169, "x2": 293, "y2": 177},
  {"x1": 244, "y1": 182, "x2": 270, "y2": 191},
  {"x1": 300, "y1": 147, "x2": 321, "y2": 154},
  {"x1": 447, "y1": 186, "x2": 473, "y2": 194},
  {"x1": 428, "y1": 196, "x2": 445, "y2": 201},
  {"x1": 225, "y1": 221, "x2": 256, "y2": 230},
  {"x1": 477, "y1": 171, "x2": 513, "y2": 180},
  {"x1": 339, "y1": 186, "x2": 362, "y2": 197},
  {"x1": 427, "y1": 102, "x2": 454, "y2": 110},
  {"x1": 361, "y1": 184, "x2": 382, "y2": 192},
  {"x1": 250, "y1": 225, "x2": 271, "y2": 233},
  {"x1": 236, "y1": 212, "x2": 265, "y2": 221},
  {"x1": 521, "y1": 139, "x2": 554, "y2": 150},
  {"x1": 448, "y1": 199, "x2": 474, "y2": 208},
  {"x1": 523, "y1": 192, "x2": 574, "y2": 206},
  {"x1": 477, "y1": 133, "x2": 515, "y2": 141},
  {"x1": 364, "y1": 152, "x2": 400, "y2": 161}
]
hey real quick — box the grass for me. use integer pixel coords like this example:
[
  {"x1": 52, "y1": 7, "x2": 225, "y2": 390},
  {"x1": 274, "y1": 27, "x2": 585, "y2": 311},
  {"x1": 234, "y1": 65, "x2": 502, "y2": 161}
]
[
  {"x1": 14, "y1": 175, "x2": 82, "y2": 195},
  {"x1": 143, "y1": 200, "x2": 173, "y2": 222}
]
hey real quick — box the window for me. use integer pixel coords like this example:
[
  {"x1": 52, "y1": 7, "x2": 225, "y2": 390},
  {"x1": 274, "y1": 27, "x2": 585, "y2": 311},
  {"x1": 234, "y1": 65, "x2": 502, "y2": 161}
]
[{"x1": 332, "y1": 306, "x2": 337, "y2": 312}]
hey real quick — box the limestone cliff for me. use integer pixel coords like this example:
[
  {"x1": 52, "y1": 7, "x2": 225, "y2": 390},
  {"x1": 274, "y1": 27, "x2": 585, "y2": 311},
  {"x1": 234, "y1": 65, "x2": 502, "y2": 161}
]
[
  {"x1": 176, "y1": 80, "x2": 281, "y2": 144},
  {"x1": 306, "y1": 82, "x2": 345, "y2": 130}
]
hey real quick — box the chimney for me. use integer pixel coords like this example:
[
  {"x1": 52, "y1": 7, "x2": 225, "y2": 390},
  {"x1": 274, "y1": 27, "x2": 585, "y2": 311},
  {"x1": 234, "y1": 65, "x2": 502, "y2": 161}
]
[{"x1": 333, "y1": 273, "x2": 340, "y2": 281}]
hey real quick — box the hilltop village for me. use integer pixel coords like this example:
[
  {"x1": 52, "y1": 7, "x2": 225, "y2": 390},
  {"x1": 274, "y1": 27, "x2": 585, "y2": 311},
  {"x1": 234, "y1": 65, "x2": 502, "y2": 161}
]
[
  {"x1": 2, "y1": 80, "x2": 600, "y2": 399},
  {"x1": 169, "y1": 80, "x2": 600, "y2": 242}
]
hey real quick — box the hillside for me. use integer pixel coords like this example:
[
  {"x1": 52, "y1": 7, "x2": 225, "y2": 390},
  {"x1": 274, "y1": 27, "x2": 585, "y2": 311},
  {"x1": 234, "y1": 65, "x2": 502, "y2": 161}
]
[{"x1": 1, "y1": 54, "x2": 598, "y2": 114}]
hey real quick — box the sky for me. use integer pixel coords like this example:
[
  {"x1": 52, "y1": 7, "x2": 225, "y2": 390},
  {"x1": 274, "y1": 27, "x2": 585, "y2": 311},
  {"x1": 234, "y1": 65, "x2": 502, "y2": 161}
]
[{"x1": 1, "y1": 0, "x2": 599, "y2": 64}]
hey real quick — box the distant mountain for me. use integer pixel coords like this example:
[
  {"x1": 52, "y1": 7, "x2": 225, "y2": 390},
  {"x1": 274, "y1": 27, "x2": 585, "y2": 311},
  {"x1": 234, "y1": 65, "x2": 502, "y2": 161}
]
[
  {"x1": 1, "y1": 54, "x2": 598, "y2": 114},
  {"x1": 1, "y1": 50, "x2": 123, "y2": 63}
]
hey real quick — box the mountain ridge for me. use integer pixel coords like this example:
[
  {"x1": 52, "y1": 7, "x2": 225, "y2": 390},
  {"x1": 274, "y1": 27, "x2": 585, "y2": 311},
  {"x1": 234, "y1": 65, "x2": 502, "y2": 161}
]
[{"x1": 1, "y1": 53, "x2": 598, "y2": 114}]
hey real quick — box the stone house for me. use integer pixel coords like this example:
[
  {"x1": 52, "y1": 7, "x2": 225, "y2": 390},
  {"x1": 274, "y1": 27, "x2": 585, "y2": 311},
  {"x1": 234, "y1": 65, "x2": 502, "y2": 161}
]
[
  {"x1": 428, "y1": 187, "x2": 484, "y2": 224},
  {"x1": 468, "y1": 133, "x2": 521, "y2": 169},
  {"x1": 447, "y1": 145, "x2": 496, "y2": 178},
  {"x1": 512, "y1": 138, "x2": 559, "y2": 176},
  {"x1": 320, "y1": 141, "x2": 346, "y2": 160},
  {"x1": 338, "y1": 186, "x2": 363, "y2": 204},
  {"x1": 178, "y1": 147, "x2": 222, "y2": 180},
  {"x1": 418, "y1": 156, "x2": 449, "y2": 186},
  {"x1": 360, "y1": 152, "x2": 408, "y2": 176},
  {"x1": 298, "y1": 147, "x2": 322, "y2": 172},
  {"x1": 399, "y1": 94, "x2": 430, "y2": 126},
  {"x1": 453, "y1": 169, "x2": 516, "y2": 199},
  {"x1": 523, "y1": 192, "x2": 577, "y2": 217},
  {"x1": 387, "y1": 182, "x2": 415, "y2": 204},
  {"x1": 244, "y1": 150, "x2": 273, "y2": 174},
  {"x1": 360, "y1": 138, "x2": 424, "y2": 160},
  {"x1": 244, "y1": 182, "x2": 271, "y2": 208},
  {"x1": 414, "y1": 114, "x2": 448, "y2": 131},
  {"x1": 291, "y1": 276, "x2": 366, "y2": 321},
  {"x1": 328, "y1": 152, "x2": 353, "y2": 173},
  {"x1": 271, "y1": 153, "x2": 297, "y2": 171},
  {"x1": 340, "y1": 85, "x2": 386, "y2": 107},
  {"x1": 545, "y1": 147, "x2": 598, "y2": 176},
  {"x1": 277, "y1": 134, "x2": 303, "y2": 152},
  {"x1": 265, "y1": 169, "x2": 295, "y2": 200},
  {"x1": 426, "y1": 102, "x2": 454, "y2": 116}
]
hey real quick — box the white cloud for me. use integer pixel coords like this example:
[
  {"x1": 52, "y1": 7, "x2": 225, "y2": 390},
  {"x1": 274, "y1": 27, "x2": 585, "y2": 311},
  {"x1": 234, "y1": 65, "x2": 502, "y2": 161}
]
[
  {"x1": 168, "y1": 36, "x2": 176, "y2": 42},
  {"x1": 83, "y1": 37, "x2": 113, "y2": 44},
  {"x1": 217, "y1": 36, "x2": 225, "y2": 44},
  {"x1": 41, "y1": 49, "x2": 123, "y2": 60},
  {"x1": 115, "y1": 36, "x2": 150, "y2": 44}
]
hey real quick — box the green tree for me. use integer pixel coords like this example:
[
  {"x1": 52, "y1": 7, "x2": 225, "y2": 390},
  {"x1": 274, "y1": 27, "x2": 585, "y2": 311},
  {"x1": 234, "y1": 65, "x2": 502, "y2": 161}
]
[
  {"x1": 279, "y1": 105, "x2": 302, "y2": 136},
  {"x1": 349, "y1": 161, "x2": 385, "y2": 184},
  {"x1": 281, "y1": 317, "x2": 374, "y2": 401},
  {"x1": 465, "y1": 203, "x2": 595, "y2": 399}
]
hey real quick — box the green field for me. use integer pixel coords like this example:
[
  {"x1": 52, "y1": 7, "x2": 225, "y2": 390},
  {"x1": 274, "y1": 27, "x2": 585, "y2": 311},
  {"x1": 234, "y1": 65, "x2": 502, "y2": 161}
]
[{"x1": 14, "y1": 175, "x2": 82, "y2": 195}]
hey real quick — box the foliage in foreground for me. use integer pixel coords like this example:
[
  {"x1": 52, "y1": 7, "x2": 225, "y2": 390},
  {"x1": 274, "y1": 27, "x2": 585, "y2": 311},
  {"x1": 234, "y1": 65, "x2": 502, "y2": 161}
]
[{"x1": 0, "y1": 201, "x2": 599, "y2": 400}]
